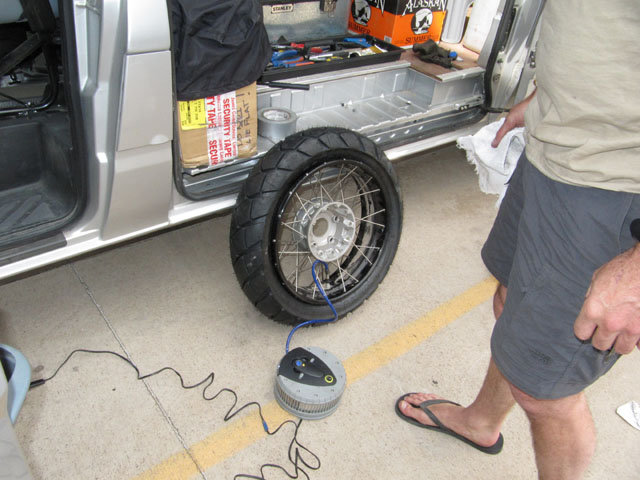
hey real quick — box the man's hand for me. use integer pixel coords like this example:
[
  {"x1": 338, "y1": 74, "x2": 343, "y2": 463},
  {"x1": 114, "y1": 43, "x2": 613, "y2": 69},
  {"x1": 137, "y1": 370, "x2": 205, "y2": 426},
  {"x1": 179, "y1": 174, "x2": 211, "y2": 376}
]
[
  {"x1": 574, "y1": 244, "x2": 640, "y2": 354},
  {"x1": 491, "y1": 89, "x2": 536, "y2": 148}
]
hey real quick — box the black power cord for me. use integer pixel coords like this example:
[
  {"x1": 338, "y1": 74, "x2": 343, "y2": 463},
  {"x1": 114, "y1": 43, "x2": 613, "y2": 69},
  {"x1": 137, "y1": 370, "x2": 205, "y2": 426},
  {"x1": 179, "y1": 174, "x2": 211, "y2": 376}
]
[{"x1": 29, "y1": 349, "x2": 321, "y2": 479}]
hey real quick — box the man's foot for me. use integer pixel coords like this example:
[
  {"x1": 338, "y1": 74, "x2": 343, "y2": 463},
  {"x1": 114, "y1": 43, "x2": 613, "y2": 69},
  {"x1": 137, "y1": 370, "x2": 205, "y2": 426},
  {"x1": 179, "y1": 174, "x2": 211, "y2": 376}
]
[{"x1": 395, "y1": 393, "x2": 504, "y2": 454}]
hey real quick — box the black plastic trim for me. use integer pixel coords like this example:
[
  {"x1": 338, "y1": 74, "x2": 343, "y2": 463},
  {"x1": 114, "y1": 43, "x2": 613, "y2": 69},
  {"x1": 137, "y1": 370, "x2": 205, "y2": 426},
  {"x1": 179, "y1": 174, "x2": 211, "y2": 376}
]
[{"x1": 0, "y1": 233, "x2": 67, "y2": 267}]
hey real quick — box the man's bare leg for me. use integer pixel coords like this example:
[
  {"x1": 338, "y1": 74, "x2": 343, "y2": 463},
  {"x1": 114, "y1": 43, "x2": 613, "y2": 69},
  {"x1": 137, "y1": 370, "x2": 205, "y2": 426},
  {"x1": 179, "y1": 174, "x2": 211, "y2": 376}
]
[
  {"x1": 511, "y1": 386, "x2": 595, "y2": 480},
  {"x1": 493, "y1": 283, "x2": 508, "y2": 319}
]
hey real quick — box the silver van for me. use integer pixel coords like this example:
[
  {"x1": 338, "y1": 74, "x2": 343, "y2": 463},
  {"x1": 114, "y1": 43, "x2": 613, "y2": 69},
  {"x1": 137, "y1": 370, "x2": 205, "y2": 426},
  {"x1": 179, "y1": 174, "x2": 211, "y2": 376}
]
[{"x1": 0, "y1": 0, "x2": 542, "y2": 324}]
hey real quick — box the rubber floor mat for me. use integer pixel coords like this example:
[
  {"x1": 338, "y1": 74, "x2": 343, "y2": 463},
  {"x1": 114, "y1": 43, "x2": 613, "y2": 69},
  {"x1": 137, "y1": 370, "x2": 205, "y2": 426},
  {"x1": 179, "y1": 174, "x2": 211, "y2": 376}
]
[{"x1": 0, "y1": 181, "x2": 74, "y2": 241}]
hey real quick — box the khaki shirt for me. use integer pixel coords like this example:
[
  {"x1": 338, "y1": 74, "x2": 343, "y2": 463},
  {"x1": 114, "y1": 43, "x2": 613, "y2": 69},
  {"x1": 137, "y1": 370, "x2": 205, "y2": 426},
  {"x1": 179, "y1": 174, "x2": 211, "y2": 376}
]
[{"x1": 524, "y1": 0, "x2": 640, "y2": 193}]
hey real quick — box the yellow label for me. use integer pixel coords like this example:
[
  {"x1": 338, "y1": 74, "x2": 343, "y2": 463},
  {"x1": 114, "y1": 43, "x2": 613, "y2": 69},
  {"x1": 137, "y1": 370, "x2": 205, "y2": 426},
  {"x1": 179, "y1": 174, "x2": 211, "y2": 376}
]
[{"x1": 179, "y1": 99, "x2": 208, "y2": 130}]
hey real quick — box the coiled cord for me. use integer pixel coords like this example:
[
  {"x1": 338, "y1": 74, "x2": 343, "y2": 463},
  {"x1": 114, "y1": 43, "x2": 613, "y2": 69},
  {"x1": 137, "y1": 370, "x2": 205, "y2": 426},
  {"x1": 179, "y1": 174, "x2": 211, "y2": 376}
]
[{"x1": 29, "y1": 348, "x2": 321, "y2": 479}]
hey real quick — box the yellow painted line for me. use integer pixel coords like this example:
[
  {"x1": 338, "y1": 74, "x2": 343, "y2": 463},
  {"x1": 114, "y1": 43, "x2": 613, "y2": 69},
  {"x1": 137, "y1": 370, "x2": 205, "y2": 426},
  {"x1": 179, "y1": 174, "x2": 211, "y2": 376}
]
[
  {"x1": 134, "y1": 402, "x2": 292, "y2": 480},
  {"x1": 344, "y1": 276, "x2": 498, "y2": 384},
  {"x1": 134, "y1": 276, "x2": 498, "y2": 480}
]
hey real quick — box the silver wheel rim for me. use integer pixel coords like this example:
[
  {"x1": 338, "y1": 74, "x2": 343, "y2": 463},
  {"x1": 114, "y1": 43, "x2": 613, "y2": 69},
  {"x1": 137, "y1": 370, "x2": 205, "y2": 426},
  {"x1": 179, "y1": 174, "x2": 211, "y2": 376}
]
[{"x1": 273, "y1": 159, "x2": 388, "y2": 303}]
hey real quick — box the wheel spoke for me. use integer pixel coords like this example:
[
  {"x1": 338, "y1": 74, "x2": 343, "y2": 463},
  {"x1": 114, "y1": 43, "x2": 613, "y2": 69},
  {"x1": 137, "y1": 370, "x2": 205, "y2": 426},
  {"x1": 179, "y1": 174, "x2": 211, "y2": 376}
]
[
  {"x1": 355, "y1": 176, "x2": 374, "y2": 193},
  {"x1": 333, "y1": 260, "x2": 347, "y2": 293},
  {"x1": 278, "y1": 249, "x2": 311, "y2": 256},
  {"x1": 295, "y1": 248, "x2": 299, "y2": 292},
  {"x1": 282, "y1": 218, "x2": 305, "y2": 227},
  {"x1": 304, "y1": 255, "x2": 315, "y2": 288},
  {"x1": 353, "y1": 244, "x2": 380, "y2": 250},
  {"x1": 343, "y1": 188, "x2": 381, "y2": 202},
  {"x1": 313, "y1": 171, "x2": 323, "y2": 204},
  {"x1": 285, "y1": 267, "x2": 297, "y2": 285},
  {"x1": 353, "y1": 243, "x2": 373, "y2": 265},
  {"x1": 320, "y1": 182, "x2": 335, "y2": 203},
  {"x1": 295, "y1": 193, "x2": 313, "y2": 217},
  {"x1": 337, "y1": 164, "x2": 346, "y2": 203},
  {"x1": 278, "y1": 239, "x2": 302, "y2": 247},
  {"x1": 327, "y1": 165, "x2": 358, "y2": 197},
  {"x1": 281, "y1": 221, "x2": 305, "y2": 237},
  {"x1": 340, "y1": 267, "x2": 360, "y2": 284},
  {"x1": 355, "y1": 216, "x2": 385, "y2": 228},
  {"x1": 355, "y1": 208, "x2": 386, "y2": 228},
  {"x1": 362, "y1": 208, "x2": 386, "y2": 220}
]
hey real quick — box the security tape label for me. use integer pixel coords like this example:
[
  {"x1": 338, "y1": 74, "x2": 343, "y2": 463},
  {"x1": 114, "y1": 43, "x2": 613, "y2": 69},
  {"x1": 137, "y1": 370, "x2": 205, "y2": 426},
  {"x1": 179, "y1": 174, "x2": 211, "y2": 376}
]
[
  {"x1": 179, "y1": 91, "x2": 238, "y2": 166},
  {"x1": 205, "y1": 92, "x2": 238, "y2": 165}
]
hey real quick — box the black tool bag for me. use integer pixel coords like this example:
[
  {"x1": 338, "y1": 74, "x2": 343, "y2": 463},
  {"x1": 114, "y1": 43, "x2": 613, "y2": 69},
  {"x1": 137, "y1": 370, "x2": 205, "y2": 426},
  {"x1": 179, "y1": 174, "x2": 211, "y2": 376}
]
[{"x1": 171, "y1": 0, "x2": 271, "y2": 101}]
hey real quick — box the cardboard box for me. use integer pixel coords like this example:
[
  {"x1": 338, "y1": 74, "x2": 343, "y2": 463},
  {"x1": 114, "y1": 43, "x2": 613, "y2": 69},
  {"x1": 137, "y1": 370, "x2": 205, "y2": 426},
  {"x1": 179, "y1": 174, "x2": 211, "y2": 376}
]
[
  {"x1": 348, "y1": 0, "x2": 447, "y2": 47},
  {"x1": 177, "y1": 83, "x2": 257, "y2": 171}
]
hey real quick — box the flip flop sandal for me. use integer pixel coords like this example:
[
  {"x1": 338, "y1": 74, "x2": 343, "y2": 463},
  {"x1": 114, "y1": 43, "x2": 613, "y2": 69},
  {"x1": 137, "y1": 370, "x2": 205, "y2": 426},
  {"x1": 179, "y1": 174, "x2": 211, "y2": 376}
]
[{"x1": 395, "y1": 393, "x2": 504, "y2": 455}]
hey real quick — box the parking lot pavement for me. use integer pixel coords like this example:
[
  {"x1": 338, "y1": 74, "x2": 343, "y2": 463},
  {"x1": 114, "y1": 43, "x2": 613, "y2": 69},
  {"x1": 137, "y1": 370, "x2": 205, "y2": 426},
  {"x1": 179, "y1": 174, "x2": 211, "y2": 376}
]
[{"x1": 1, "y1": 145, "x2": 638, "y2": 479}]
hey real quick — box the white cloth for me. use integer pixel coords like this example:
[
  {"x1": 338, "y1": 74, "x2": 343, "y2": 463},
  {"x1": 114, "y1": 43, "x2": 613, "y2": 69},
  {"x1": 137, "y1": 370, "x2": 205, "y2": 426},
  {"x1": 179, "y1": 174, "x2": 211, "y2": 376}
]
[
  {"x1": 457, "y1": 118, "x2": 524, "y2": 206},
  {"x1": 617, "y1": 400, "x2": 640, "y2": 431}
]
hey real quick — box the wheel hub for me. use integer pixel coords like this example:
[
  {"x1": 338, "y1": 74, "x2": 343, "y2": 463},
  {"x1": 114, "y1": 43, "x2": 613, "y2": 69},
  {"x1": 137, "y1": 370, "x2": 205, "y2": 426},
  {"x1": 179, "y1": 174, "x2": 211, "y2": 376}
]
[{"x1": 294, "y1": 200, "x2": 357, "y2": 262}]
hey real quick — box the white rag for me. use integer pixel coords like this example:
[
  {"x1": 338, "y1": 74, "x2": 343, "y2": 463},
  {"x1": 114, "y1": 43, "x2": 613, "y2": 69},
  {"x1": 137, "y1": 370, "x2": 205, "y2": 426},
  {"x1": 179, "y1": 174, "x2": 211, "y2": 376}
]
[
  {"x1": 457, "y1": 118, "x2": 525, "y2": 206},
  {"x1": 617, "y1": 400, "x2": 640, "y2": 431}
]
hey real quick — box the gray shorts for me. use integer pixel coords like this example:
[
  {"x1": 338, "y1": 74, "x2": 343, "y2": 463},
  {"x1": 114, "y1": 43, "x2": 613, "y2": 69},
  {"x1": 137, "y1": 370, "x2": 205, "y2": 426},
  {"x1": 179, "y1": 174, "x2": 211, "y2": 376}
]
[{"x1": 482, "y1": 154, "x2": 640, "y2": 399}]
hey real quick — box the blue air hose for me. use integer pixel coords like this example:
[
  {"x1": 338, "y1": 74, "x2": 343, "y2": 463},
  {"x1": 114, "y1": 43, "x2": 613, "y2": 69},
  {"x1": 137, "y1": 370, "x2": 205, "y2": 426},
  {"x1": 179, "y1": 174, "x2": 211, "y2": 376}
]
[{"x1": 285, "y1": 260, "x2": 338, "y2": 353}]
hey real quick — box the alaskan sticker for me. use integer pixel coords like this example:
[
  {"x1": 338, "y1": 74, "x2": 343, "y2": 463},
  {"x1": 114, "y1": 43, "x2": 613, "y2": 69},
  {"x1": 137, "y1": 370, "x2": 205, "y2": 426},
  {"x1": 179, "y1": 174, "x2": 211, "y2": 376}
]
[
  {"x1": 351, "y1": 0, "x2": 371, "y2": 26},
  {"x1": 271, "y1": 3, "x2": 294, "y2": 13},
  {"x1": 411, "y1": 8, "x2": 433, "y2": 34}
]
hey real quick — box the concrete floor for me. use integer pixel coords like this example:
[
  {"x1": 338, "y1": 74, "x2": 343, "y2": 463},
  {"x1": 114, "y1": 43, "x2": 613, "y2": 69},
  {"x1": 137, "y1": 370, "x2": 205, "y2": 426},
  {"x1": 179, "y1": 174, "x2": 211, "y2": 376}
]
[{"x1": 1, "y1": 145, "x2": 638, "y2": 479}]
